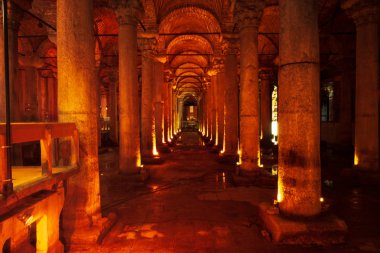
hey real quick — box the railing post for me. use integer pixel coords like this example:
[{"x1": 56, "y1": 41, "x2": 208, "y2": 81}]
[
  {"x1": 70, "y1": 128, "x2": 79, "y2": 167},
  {"x1": 0, "y1": 134, "x2": 8, "y2": 194},
  {"x1": 40, "y1": 127, "x2": 52, "y2": 176}
]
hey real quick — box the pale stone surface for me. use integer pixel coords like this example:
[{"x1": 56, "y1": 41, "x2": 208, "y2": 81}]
[{"x1": 278, "y1": 0, "x2": 321, "y2": 217}]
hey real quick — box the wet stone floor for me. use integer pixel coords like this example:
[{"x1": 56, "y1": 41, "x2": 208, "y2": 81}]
[{"x1": 70, "y1": 132, "x2": 380, "y2": 253}]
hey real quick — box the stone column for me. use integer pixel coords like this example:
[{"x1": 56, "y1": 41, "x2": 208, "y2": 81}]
[
  {"x1": 109, "y1": 79, "x2": 118, "y2": 143},
  {"x1": 260, "y1": 70, "x2": 273, "y2": 143},
  {"x1": 115, "y1": 1, "x2": 142, "y2": 172},
  {"x1": 47, "y1": 76, "x2": 57, "y2": 121},
  {"x1": 154, "y1": 57, "x2": 165, "y2": 147},
  {"x1": 7, "y1": 2, "x2": 22, "y2": 122},
  {"x1": 21, "y1": 53, "x2": 44, "y2": 121},
  {"x1": 236, "y1": 2, "x2": 265, "y2": 170},
  {"x1": 162, "y1": 77, "x2": 169, "y2": 143},
  {"x1": 168, "y1": 82, "x2": 173, "y2": 139},
  {"x1": 57, "y1": 0, "x2": 104, "y2": 242},
  {"x1": 278, "y1": 0, "x2": 321, "y2": 217},
  {"x1": 38, "y1": 72, "x2": 48, "y2": 121},
  {"x1": 337, "y1": 59, "x2": 354, "y2": 146},
  {"x1": 0, "y1": 7, "x2": 4, "y2": 122},
  {"x1": 216, "y1": 61, "x2": 225, "y2": 150},
  {"x1": 172, "y1": 90, "x2": 177, "y2": 135},
  {"x1": 203, "y1": 90, "x2": 208, "y2": 136},
  {"x1": 342, "y1": 0, "x2": 379, "y2": 170},
  {"x1": 211, "y1": 73, "x2": 218, "y2": 145},
  {"x1": 222, "y1": 39, "x2": 239, "y2": 158},
  {"x1": 140, "y1": 38, "x2": 156, "y2": 158}
]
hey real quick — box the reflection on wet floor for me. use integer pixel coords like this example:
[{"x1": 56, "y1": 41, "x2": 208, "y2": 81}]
[{"x1": 91, "y1": 131, "x2": 380, "y2": 253}]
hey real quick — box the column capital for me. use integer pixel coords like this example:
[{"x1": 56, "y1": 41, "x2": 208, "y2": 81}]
[
  {"x1": 138, "y1": 37, "x2": 157, "y2": 58},
  {"x1": 212, "y1": 56, "x2": 225, "y2": 72},
  {"x1": 222, "y1": 38, "x2": 240, "y2": 55},
  {"x1": 342, "y1": 0, "x2": 379, "y2": 26},
  {"x1": 259, "y1": 69, "x2": 275, "y2": 80},
  {"x1": 112, "y1": 0, "x2": 143, "y2": 26},
  {"x1": 234, "y1": 1, "x2": 265, "y2": 30}
]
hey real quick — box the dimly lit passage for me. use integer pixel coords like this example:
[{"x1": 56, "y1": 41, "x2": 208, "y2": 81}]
[{"x1": 0, "y1": 0, "x2": 379, "y2": 252}]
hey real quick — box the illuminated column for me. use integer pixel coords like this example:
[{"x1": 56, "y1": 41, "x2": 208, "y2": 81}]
[
  {"x1": 21, "y1": 55, "x2": 43, "y2": 121},
  {"x1": 38, "y1": 72, "x2": 48, "y2": 121},
  {"x1": 172, "y1": 90, "x2": 177, "y2": 134},
  {"x1": 236, "y1": 2, "x2": 264, "y2": 170},
  {"x1": 168, "y1": 82, "x2": 173, "y2": 139},
  {"x1": 207, "y1": 88, "x2": 212, "y2": 138},
  {"x1": 4, "y1": 2, "x2": 22, "y2": 122},
  {"x1": 204, "y1": 90, "x2": 208, "y2": 136},
  {"x1": 216, "y1": 60, "x2": 225, "y2": 150},
  {"x1": 57, "y1": 0, "x2": 104, "y2": 241},
  {"x1": 343, "y1": 0, "x2": 379, "y2": 170},
  {"x1": 163, "y1": 80, "x2": 169, "y2": 142},
  {"x1": 178, "y1": 98, "x2": 183, "y2": 131},
  {"x1": 140, "y1": 38, "x2": 156, "y2": 158},
  {"x1": 337, "y1": 60, "x2": 353, "y2": 145},
  {"x1": 0, "y1": 8, "x2": 4, "y2": 122},
  {"x1": 278, "y1": 0, "x2": 321, "y2": 216},
  {"x1": 47, "y1": 76, "x2": 57, "y2": 121},
  {"x1": 108, "y1": 78, "x2": 118, "y2": 143},
  {"x1": 260, "y1": 70, "x2": 273, "y2": 142},
  {"x1": 223, "y1": 39, "x2": 239, "y2": 157},
  {"x1": 115, "y1": 1, "x2": 142, "y2": 172},
  {"x1": 211, "y1": 73, "x2": 218, "y2": 145},
  {"x1": 154, "y1": 57, "x2": 165, "y2": 146}
]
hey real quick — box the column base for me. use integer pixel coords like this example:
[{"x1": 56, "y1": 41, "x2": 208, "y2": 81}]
[
  {"x1": 259, "y1": 202, "x2": 347, "y2": 245},
  {"x1": 234, "y1": 166, "x2": 276, "y2": 188},
  {"x1": 218, "y1": 153, "x2": 238, "y2": 164},
  {"x1": 240, "y1": 158, "x2": 260, "y2": 171},
  {"x1": 210, "y1": 146, "x2": 220, "y2": 154},
  {"x1": 158, "y1": 145, "x2": 171, "y2": 153},
  {"x1": 142, "y1": 155, "x2": 164, "y2": 165},
  {"x1": 63, "y1": 214, "x2": 117, "y2": 250}
]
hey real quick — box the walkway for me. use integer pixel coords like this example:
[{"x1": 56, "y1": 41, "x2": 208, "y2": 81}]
[{"x1": 69, "y1": 132, "x2": 380, "y2": 253}]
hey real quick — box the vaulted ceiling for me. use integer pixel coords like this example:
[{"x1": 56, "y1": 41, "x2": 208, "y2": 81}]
[{"x1": 14, "y1": 0, "x2": 356, "y2": 98}]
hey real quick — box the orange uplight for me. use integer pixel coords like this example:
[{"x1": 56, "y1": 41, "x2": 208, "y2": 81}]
[
  {"x1": 354, "y1": 152, "x2": 359, "y2": 166},
  {"x1": 237, "y1": 148, "x2": 242, "y2": 165},
  {"x1": 258, "y1": 150, "x2": 263, "y2": 167},
  {"x1": 277, "y1": 178, "x2": 284, "y2": 203},
  {"x1": 153, "y1": 147, "x2": 159, "y2": 157},
  {"x1": 136, "y1": 154, "x2": 142, "y2": 168}
]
